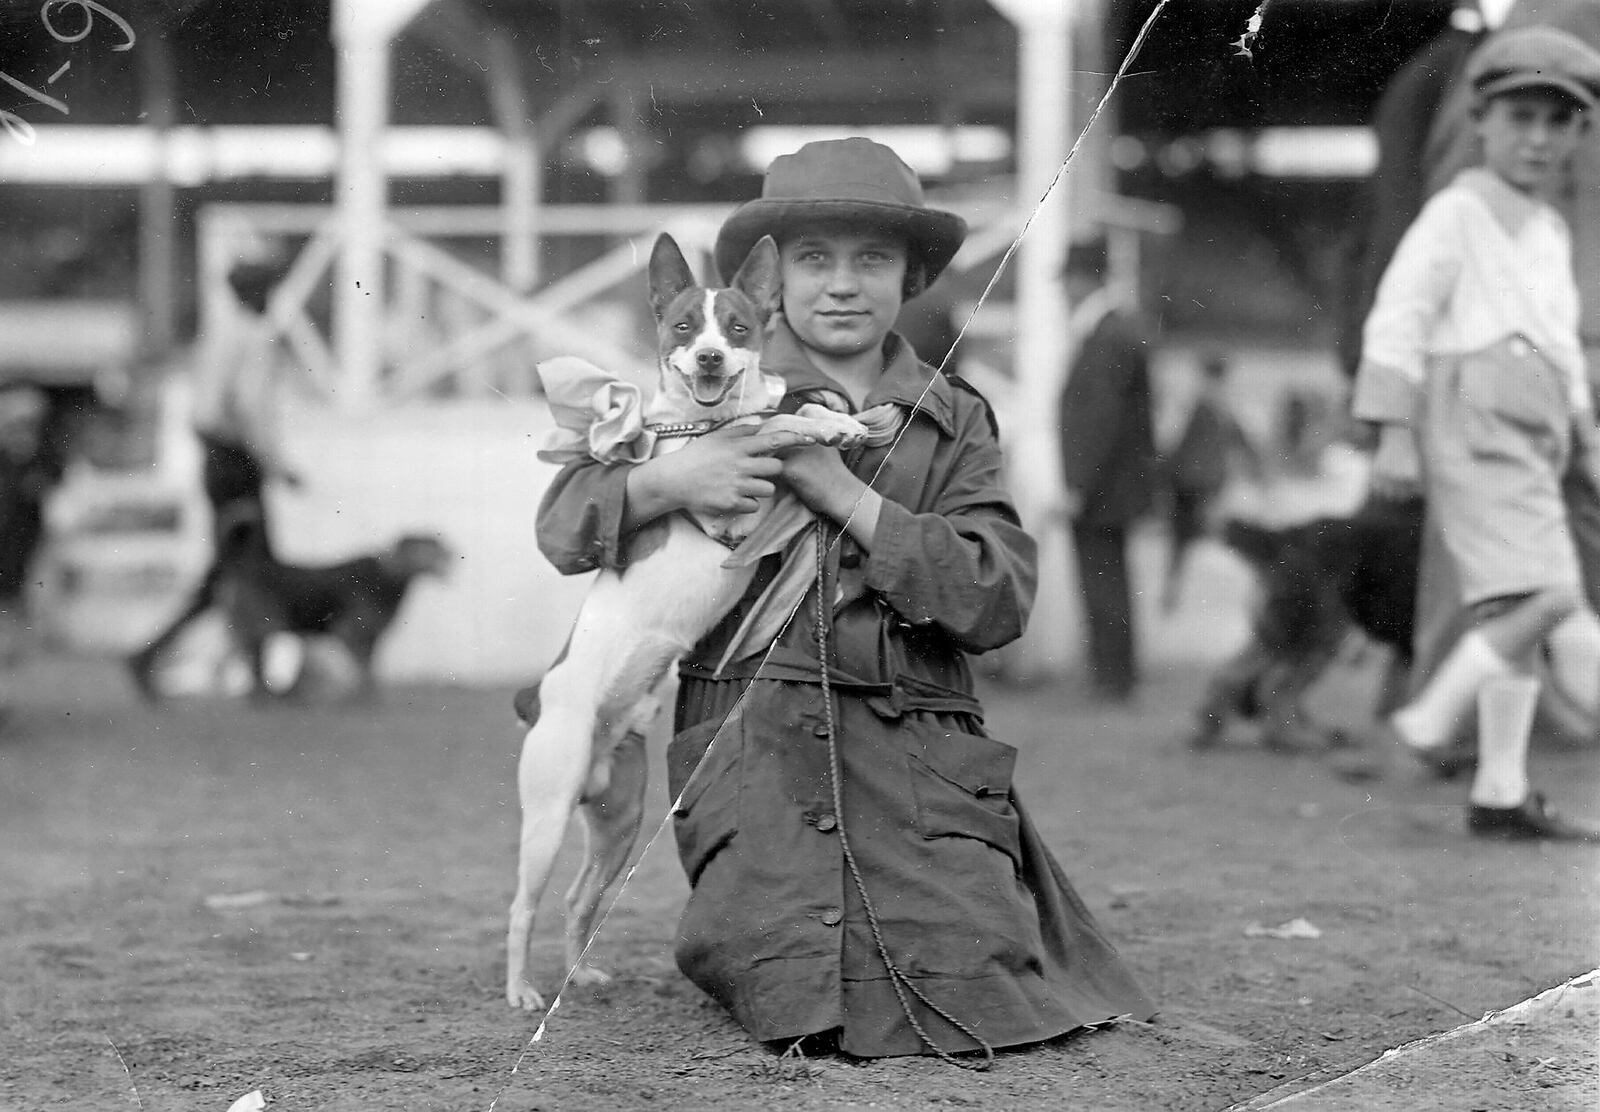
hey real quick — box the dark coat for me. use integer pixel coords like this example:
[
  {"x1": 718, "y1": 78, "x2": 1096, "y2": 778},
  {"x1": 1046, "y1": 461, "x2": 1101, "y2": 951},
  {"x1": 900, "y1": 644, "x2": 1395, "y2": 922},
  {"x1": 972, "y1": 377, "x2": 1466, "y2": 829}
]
[
  {"x1": 1057, "y1": 306, "x2": 1158, "y2": 528},
  {"x1": 536, "y1": 320, "x2": 1154, "y2": 1056}
]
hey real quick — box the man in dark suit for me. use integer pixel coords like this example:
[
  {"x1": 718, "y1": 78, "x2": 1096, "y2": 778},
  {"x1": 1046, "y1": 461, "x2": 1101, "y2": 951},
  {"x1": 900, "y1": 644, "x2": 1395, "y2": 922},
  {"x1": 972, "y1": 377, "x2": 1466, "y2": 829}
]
[{"x1": 1057, "y1": 236, "x2": 1159, "y2": 702}]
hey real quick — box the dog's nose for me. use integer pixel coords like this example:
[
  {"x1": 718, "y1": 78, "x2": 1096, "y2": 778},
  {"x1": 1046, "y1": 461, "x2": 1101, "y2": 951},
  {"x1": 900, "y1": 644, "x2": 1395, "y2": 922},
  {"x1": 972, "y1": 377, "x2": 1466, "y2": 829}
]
[{"x1": 696, "y1": 349, "x2": 724, "y2": 371}]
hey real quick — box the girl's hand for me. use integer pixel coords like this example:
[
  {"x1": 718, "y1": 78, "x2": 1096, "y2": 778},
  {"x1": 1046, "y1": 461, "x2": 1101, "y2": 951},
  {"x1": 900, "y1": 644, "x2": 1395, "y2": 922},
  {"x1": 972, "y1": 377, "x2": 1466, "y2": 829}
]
[
  {"x1": 626, "y1": 423, "x2": 816, "y2": 523},
  {"x1": 780, "y1": 445, "x2": 861, "y2": 518},
  {"x1": 1369, "y1": 425, "x2": 1422, "y2": 501},
  {"x1": 781, "y1": 446, "x2": 881, "y2": 543}
]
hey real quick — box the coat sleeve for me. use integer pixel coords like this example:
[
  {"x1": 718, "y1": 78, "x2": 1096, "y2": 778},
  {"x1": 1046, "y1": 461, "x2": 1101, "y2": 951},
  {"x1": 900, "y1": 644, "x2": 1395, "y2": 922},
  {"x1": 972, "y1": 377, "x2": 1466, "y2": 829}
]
[
  {"x1": 1058, "y1": 321, "x2": 1148, "y2": 494},
  {"x1": 534, "y1": 457, "x2": 635, "y2": 575},
  {"x1": 863, "y1": 400, "x2": 1038, "y2": 654}
]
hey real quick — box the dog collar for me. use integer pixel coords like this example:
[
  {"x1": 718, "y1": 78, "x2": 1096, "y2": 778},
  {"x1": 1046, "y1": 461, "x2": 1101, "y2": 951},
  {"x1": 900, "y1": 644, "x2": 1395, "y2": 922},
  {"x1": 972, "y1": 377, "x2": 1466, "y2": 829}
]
[{"x1": 646, "y1": 412, "x2": 776, "y2": 440}]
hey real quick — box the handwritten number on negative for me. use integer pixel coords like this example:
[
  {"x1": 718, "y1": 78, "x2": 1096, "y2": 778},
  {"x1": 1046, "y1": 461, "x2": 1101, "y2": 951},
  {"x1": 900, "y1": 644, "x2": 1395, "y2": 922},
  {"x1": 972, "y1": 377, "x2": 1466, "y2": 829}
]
[
  {"x1": 0, "y1": 71, "x2": 68, "y2": 117},
  {"x1": 2, "y1": 2, "x2": 134, "y2": 145}
]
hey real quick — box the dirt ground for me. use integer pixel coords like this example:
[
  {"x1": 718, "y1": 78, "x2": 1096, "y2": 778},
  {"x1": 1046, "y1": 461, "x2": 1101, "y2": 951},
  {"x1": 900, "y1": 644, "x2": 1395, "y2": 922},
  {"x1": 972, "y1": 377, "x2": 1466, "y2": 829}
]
[{"x1": 2, "y1": 649, "x2": 1597, "y2": 1112}]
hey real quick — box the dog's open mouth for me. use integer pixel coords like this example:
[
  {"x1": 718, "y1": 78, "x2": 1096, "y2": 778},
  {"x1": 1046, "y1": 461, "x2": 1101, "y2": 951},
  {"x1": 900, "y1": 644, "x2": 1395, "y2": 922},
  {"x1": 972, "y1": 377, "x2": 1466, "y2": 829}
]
[{"x1": 689, "y1": 373, "x2": 738, "y2": 407}]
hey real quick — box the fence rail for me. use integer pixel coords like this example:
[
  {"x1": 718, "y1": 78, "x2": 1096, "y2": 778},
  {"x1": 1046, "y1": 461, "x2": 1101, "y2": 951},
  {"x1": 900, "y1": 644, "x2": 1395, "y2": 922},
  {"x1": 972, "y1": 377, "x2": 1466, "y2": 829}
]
[{"x1": 197, "y1": 193, "x2": 1178, "y2": 405}]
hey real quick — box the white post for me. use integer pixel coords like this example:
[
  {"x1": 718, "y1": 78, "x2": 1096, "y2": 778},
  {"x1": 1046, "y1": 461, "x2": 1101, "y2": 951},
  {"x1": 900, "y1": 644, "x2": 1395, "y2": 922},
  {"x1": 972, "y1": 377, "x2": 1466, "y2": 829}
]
[
  {"x1": 332, "y1": 0, "x2": 432, "y2": 406},
  {"x1": 989, "y1": 0, "x2": 1076, "y2": 681},
  {"x1": 486, "y1": 31, "x2": 538, "y2": 292}
]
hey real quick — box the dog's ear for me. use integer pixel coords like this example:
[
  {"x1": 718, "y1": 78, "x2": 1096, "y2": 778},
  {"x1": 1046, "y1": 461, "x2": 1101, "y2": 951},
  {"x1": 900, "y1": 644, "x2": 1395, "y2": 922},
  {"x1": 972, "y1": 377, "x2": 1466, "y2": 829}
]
[
  {"x1": 647, "y1": 233, "x2": 698, "y2": 320},
  {"x1": 729, "y1": 235, "x2": 782, "y2": 319}
]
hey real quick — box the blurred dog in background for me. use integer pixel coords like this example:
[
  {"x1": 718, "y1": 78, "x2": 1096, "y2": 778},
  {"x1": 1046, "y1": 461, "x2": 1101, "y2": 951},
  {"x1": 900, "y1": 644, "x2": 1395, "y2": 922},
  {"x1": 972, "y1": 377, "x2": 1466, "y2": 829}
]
[
  {"x1": 211, "y1": 513, "x2": 454, "y2": 699},
  {"x1": 1191, "y1": 498, "x2": 1423, "y2": 753}
]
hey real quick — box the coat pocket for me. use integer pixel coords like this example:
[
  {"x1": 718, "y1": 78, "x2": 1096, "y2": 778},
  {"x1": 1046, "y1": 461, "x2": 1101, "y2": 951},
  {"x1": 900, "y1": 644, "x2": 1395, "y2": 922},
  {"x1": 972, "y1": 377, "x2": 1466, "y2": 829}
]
[
  {"x1": 908, "y1": 729, "x2": 1023, "y2": 870},
  {"x1": 668, "y1": 715, "x2": 743, "y2": 887}
]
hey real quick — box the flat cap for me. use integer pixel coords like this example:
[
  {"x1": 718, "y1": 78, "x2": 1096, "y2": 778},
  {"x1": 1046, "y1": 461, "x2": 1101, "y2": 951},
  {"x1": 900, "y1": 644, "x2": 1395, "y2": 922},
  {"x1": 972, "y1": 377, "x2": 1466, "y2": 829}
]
[{"x1": 1468, "y1": 24, "x2": 1600, "y2": 109}]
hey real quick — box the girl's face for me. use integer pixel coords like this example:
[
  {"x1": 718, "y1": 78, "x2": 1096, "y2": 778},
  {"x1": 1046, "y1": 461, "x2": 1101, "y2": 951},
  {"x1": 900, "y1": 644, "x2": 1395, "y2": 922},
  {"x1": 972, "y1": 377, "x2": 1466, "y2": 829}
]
[
  {"x1": 1476, "y1": 89, "x2": 1587, "y2": 194},
  {"x1": 778, "y1": 226, "x2": 909, "y2": 362}
]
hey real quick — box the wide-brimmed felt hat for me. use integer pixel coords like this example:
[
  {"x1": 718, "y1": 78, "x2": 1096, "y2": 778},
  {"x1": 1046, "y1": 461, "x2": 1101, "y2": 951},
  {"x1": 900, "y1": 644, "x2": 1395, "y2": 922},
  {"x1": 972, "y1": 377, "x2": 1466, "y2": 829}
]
[
  {"x1": 715, "y1": 137, "x2": 967, "y2": 291},
  {"x1": 1468, "y1": 25, "x2": 1600, "y2": 109}
]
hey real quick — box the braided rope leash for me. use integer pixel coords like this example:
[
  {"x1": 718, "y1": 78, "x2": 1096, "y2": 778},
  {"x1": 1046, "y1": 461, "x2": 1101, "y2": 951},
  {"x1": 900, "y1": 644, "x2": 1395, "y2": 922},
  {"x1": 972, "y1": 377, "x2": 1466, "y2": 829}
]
[{"x1": 812, "y1": 523, "x2": 997, "y2": 1071}]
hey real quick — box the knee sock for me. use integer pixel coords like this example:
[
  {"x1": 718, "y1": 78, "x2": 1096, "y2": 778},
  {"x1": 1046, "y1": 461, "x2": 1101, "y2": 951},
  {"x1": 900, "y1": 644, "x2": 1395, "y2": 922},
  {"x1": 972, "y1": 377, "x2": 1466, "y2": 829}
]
[
  {"x1": 1544, "y1": 609, "x2": 1600, "y2": 720},
  {"x1": 1469, "y1": 675, "x2": 1540, "y2": 809},
  {"x1": 1391, "y1": 630, "x2": 1511, "y2": 750}
]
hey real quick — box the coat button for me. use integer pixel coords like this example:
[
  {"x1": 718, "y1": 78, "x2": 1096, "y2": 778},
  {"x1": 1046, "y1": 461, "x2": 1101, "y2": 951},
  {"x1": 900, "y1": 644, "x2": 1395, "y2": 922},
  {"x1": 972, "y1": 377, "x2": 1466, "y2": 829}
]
[
  {"x1": 820, "y1": 908, "x2": 843, "y2": 926},
  {"x1": 815, "y1": 813, "x2": 837, "y2": 832},
  {"x1": 812, "y1": 723, "x2": 831, "y2": 738}
]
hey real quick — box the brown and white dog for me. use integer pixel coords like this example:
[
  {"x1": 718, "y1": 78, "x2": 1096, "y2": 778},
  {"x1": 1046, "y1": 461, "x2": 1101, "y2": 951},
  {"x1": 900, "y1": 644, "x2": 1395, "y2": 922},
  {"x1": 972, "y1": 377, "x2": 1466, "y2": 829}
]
[{"x1": 505, "y1": 233, "x2": 870, "y2": 1010}]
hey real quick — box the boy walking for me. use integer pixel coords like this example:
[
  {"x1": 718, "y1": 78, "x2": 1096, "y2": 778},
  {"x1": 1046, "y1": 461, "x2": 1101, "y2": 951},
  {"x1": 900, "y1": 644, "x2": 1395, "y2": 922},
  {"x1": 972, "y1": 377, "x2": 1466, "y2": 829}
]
[
  {"x1": 1056, "y1": 236, "x2": 1159, "y2": 701},
  {"x1": 1348, "y1": 27, "x2": 1600, "y2": 842}
]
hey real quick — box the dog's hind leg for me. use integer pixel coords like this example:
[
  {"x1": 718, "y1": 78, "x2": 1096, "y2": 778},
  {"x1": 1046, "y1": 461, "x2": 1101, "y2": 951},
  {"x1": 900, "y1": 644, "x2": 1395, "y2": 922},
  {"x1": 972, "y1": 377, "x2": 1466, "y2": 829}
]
[
  {"x1": 506, "y1": 695, "x2": 600, "y2": 1011},
  {"x1": 563, "y1": 721, "x2": 651, "y2": 988}
]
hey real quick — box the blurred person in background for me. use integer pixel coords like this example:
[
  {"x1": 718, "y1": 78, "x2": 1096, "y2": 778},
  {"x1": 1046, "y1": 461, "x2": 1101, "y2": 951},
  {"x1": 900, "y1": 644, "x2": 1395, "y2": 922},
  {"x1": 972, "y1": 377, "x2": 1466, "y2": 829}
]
[
  {"x1": 127, "y1": 261, "x2": 304, "y2": 699},
  {"x1": 1345, "y1": 27, "x2": 1600, "y2": 841},
  {"x1": 1057, "y1": 234, "x2": 1159, "y2": 703},
  {"x1": 893, "y1": 282, "x2": 962, "y2": 372},
  {"x1": 1345, "y1": 0, "x2": 1600, "y2": 741},
  {"x1": 1428, "y1": 0, "x2": 1600, "y2": 739},
  {"x1": 1160, "y1": 351, "x2": 1264, "y2": 614},
  {"x1": 0, "y1": 387, "x2": 51, "y2": 710}
]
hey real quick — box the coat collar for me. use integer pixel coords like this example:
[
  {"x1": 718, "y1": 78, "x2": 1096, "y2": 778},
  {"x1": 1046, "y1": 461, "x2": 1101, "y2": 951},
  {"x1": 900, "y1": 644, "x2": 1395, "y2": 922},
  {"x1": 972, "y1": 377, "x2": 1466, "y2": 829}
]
[{"x1": 762, "y1": 316, "x2": 959, "y2": 436}]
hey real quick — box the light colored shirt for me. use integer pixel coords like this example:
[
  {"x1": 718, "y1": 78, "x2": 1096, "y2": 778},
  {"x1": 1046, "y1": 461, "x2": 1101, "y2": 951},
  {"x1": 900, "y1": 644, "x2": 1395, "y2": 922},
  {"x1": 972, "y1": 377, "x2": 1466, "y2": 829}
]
[
  {"x1": 188, "y1": 314, "x2": 289, "y2": 472},
  {"x1": 1356, "y1": 167, "x2": 1589, "y2": 425}
]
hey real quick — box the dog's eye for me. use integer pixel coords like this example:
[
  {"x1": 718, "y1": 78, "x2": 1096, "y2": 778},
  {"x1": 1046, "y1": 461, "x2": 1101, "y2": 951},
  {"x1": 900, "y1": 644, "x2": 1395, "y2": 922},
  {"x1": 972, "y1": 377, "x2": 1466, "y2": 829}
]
[
  {"x1": 674, "y1": 321, "x2": 692, "y2": 333},
  {"x1": 729, "y1": 323, "x2": 748, "y2": 335}
]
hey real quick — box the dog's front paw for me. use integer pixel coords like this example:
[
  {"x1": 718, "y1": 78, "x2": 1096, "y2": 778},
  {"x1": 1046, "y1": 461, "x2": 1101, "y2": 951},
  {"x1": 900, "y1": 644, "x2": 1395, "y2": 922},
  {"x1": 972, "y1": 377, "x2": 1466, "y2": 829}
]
[
  {"x1": 790, "y1": 404, "x2": 870, "y2": 448},
  {"x1": 507, "y1": 980, "x2": 548, "y2": 1012}
]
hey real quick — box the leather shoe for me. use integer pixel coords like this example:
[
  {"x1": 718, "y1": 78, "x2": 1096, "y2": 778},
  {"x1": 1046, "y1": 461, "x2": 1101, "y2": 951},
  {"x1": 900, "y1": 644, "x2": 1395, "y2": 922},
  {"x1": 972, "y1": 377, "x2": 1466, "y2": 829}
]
[{"x1": 1467, "y1": 792, "x2": 1600, "y2": 843}]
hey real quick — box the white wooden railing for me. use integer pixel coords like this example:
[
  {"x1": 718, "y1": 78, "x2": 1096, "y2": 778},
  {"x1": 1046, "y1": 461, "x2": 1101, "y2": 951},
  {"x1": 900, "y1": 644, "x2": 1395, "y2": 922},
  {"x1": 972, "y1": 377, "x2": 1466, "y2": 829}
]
[{"x1": 197, "y1": 192, "x2": 1178, "y2": 406}]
